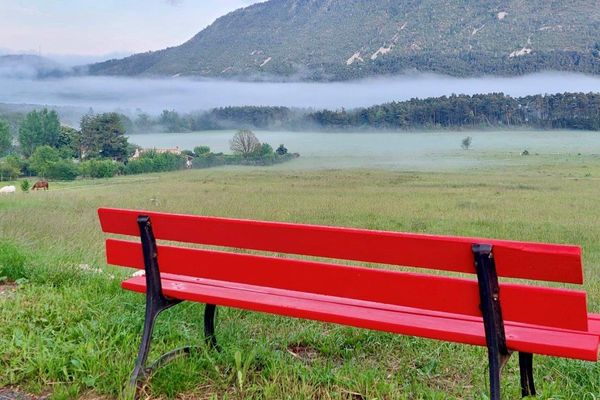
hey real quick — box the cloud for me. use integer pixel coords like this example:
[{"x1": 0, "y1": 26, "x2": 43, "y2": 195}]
[
  {"x1": 163, "y1": 0, "x2": 183, "y2": 5},
  {"x1": 2, "y1": 72, "x2": 600, "y2": 116}
]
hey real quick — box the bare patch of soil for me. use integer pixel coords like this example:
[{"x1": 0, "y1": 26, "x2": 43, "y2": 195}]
[
  {"x1": 0, "y1": 388, "x2": 47, "y2": 400},
  {"x1": 286, "y1": 343, "x2": 321, "y2": 362},
  {"x1": 0, "y1": 282, "x2": 17, "y2": 297}
]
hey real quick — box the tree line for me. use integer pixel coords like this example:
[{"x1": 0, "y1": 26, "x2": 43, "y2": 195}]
[
  {"x1": 309, "y1": 92, "x2": 600, "y2": 130},
  {"x1": 0, "y1": 109, "x2": 295, "y2": 181},
  {"x1": 121, "y1": 92, "x2": 600, "y2": 133}
]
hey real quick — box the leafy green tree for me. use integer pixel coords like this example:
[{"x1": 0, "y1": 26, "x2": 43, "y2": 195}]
[
  {"x1": 134, "y1": 112, "x2": 154, "y2": 132},
  {"x1": 194, "y1": 146, "x2": 211, "y2": 156},
  {"x1": 259, "y1": 143, "x2": 273, "y2": 156},
  {"x1": 29, "y1": 146, "x2": 60, "y2": 177},
  {"x1": 58, "y1": 126, "x2": 82, "y2": 159},
  {"x1": 0, "y1": 119, "x2": 12, "y2": 156},
  {"x1": 18, "y1": 109, "x2": 61, "y2": 157},
  {"x1": 80, "y1": 113, "x2": 129, "y2": 160},
  {"x1": 4, "y1": 155, "x2": 23, "y2": 172},
  {"x1": 20, "y1": 179, "x2": 30, "y2": 192},
  {"x1": 3, "y1": 155, "x2": 29, "y2": 177},
  {"x1": 18, "y1": 111, "x2": 43, "y2": 158},
  {"x1": 0, "y1": 162, "x2": 19, "y2": 181},
  {"x1": 159, "y1": 110, "x2": 190, "y2": 132}
]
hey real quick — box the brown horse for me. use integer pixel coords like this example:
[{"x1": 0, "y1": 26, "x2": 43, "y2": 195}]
[{"x1": 32, "y1": 180, "x2": 49, "y2": 191}]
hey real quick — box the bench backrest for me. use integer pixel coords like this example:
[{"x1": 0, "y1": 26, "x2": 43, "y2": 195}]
[{"x1": 98, "y1": 208, "x2": 588, "y2": 332}]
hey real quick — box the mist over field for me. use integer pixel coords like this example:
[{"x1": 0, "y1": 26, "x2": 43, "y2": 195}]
[
  {"x1": 130, "y1": 129, "x2": 600, "y2": 171},
  {"x1": 2, "y1": 72, "x2": 600, "y2": 114}
]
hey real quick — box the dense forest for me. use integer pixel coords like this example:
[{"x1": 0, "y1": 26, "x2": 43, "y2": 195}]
[
  {"x1": 123, "y1": 92, "x2": 600, "y2": 133},
  {"x1": 309, "y1": 92, "x2": 600, "y2": 130}
]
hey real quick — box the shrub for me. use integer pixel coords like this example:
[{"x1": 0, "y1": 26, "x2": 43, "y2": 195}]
[
  {"x1": 461, "y1": 136, "x2": 472, "y2": 150},
  {"x1": 125, "y1": 151, "x2": 187, "y2": 175},
  {"x1": 125, "y1": 158, "x2": 155, "y2": 175},
  {"x1": 45, "y1": 160, "x2": 79, "y2": 181},
  {"x1": 181, "y1": 149, "x2": 195, "y2": 158},
  {"x1": 192, "y1": 152, "x2": 225, "y2": 169},
  {"x1": 194, "y1": 146, "x2": 211, "y2": 156},
  {"x1": 152, "y1": 152, "x2": 187, "y2": 172},
  {"x1": 0, "y1": 240, "x2": 27, "y2": 280},
  {"x1": 259, "y1": 143, "x2": 274, "y2": 156},
  {"x1": 276, "y1": 144, "x2": 288, "y2": 155},
  {"x1": 20, "y1": 179, "x2": 30, "y2": 192},
  {"x1": 79, "y1": 159, "x2": 120, "y2": 178}
]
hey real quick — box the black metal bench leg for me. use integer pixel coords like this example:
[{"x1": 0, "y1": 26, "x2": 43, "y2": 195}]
[
  {"x1": 487, "y1": 347, "x2": 502, "y2": 400},
  {"x1": 519, "y1": 352, "x2": 536, "y2": 397},
  {"x1": 473, "y1": 244, "x2": 509, "y2": 400},
  {"x1": 126, "y1": 215, "x2": 183, "y2": 398},
  {"x1": 204, "y1": 303, "x2": 219, "y2": 349},
  {"x1": 129, "y1": 297, "x2": 178, "y2": 389}
]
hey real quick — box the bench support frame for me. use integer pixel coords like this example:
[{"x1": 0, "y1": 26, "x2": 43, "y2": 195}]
[
  {"x1": 128, "y1": 216, "x2": 218, "y2": 395},
  {"x1": 473, "y1": 244, "x2": 536, "y2": 399}
]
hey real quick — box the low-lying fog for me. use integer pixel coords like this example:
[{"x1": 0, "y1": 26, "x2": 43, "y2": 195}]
[
  {"x1": 131, "y1": 129, "x2": 600, "y2": 170},
  {"x1": 2, "y1": 72, "x2": 600, "y2": 113}
]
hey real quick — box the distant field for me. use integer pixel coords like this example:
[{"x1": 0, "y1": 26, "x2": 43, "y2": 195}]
[
  {"x1": 129, "y1": 129, "x2": 600, "y2": 171},
  {"x1": 1, "y1": 158, "x2": 599, "y2": 399}
]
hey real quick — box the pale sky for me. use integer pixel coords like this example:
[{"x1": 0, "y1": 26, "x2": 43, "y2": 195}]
[{"x1": 0, "y1": 0, "x2": 262, "y2": 56}]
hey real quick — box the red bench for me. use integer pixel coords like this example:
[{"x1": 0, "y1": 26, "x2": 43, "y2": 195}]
[{"x1": 98, "y1": 207, "x2": 600, "y2": 399}]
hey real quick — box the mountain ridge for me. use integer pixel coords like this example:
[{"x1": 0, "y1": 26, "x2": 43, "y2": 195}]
[
  {"x1": 89, "y1": 0, "x2": 600, "y2": 81},
  {"x1": 0, "y1": 54, "x2": 70, "y2": 79}
]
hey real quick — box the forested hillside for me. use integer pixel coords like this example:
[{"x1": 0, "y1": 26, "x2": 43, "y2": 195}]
[{"x1": 89, "y1": 0, "x2": 600, "y2": 80}]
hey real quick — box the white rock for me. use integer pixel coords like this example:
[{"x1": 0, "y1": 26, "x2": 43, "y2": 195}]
[
  {"x1": 509, "y1": 47, "x2": 533, "y2": 58},
  {"x1": 346, "y1": 51, "x2": 364, "y2": 65},
  {"x1": 260, "y1": 57, "x2": 272, "y2": 67}
]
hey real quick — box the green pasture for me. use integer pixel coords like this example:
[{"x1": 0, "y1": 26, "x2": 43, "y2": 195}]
[{"x1": 1, "y1": 157, "x2": 599, "y2": 399}]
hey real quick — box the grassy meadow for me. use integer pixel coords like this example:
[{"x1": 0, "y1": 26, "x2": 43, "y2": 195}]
[{"x1": 1, "y1": 156, "x2": 600, "y2": 399}]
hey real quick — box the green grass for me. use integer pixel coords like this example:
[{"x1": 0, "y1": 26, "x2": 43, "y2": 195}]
[{"x1": 1, "y1": 158, "x2": 599, "y2": 399}]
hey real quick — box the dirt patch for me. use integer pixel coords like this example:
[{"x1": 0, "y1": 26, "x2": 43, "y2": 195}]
[
  {"x1": 286, "y1": 343, "x2": 321, "y2": 363},
  {"x1": 0, "y1": 389, "x2": 47, "y2": 400},
  {"x1": 0, "y1": 282, "x2": 17, "y2": 297}
]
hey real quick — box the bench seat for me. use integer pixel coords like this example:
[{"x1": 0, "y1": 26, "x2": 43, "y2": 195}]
[{"x1": 122, "y1": 273, "x2": 600, "y2": 361}]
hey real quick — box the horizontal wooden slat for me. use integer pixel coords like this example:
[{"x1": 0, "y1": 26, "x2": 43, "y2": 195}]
[
  {"x1": 98, "y1": 208, "x2": 583, "y2": 283},
  {"x1": 121, "y1": 275, "x2": 600, "y2": 361},
  {"x1": 106, "y1": 239, "x2": 588, "y2": 331}
]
